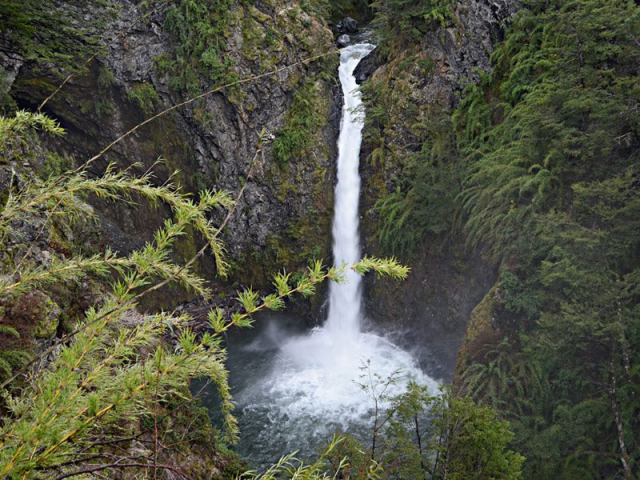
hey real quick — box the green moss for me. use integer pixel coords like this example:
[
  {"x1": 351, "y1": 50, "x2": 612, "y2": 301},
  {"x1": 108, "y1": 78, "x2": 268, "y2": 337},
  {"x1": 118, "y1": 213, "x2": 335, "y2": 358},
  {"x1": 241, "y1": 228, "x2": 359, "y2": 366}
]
[
  {"x1": 241, "y1": 24, "x2": 261, "y2": 61},
  {"x1": 133, "y1": 112, "x2": 198, "y2": 192},
  {"x1": 39, "y1": 151, "x2": 73, "y2": 179},
  {"x1": 0, "y1": 0, "x2": 116, "y2": 76},
  {"x1": 33, "y1": 296, "x2": 60, "y2": 339},
  {"x1": 299, "y1": 0, "x2": 366, "y2": 22},
  {"x1": 275, "y1": 180, "x2": 298, "y2": 202},
  {"x1": 159, "y1": 0, "x2": 239, "y2": 96},
  {"x1": 173, "y1": 226, "x2": 201, "y2": 272},
  {"x1": 249, "y1": 5, "x2": 270, "y2": 22},
  {"x1": 417, "y1": 56, "x2": 435, "y2": 75},
  {"x1": 94, "y1": 99, "x2": 114, "y2": 117},
  {"x1": 371, "y1": 0, "x2": 455, "y2": 56},
  {"x1": 96, "y1": 64, "x2": 116, "y2": 89},
  {"x1": 271, "y1": 79, "x2": 329, "y2": 167},
  {"x1": 360, "y1": 52, "x2": 458, "y2": 256},
  {"x1": 0, "y1": 66, "x2": 17, "y2": 112},
  {"x1": 127, "y1": 82, "x2": 161, "y2": 115}
]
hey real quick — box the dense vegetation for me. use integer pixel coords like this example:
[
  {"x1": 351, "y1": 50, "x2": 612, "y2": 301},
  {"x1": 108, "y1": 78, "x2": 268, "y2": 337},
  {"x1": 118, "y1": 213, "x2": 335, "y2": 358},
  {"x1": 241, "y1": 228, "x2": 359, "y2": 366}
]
[
  {"x1": 2, "y1": 0, "x2": 637, "y2": 478},
  {"x1": 307, "y1": 0, "x2": 371, "y2": 22},
  {"x1": 371, "y1": 0, "x2": 455, "y2": 56},
  {"x1": 0, "y1": 0, "x2": 111, "y2": 70},
  {"x1": 457, "y1": 2, "x2": 640, "y2": 477},
  {"x1": 271, "y1": 78, "x2": 328, "y2": 166},
  {"x1": 0, "y1": 110, "x2": 412, "y2": 477},
  {"x1": 370, "y1": 0, "x2": 639, "y2": 478},
  {"x1": 157, "y1": 0, "x2": 239, "y2": 95},
  {"x1": 0, "y1": 1, "x2": 521, "y2": 478},
  {"x1": 327, "y1": 381, "x2": 523, "y2": 479},
  {"x1": 0, "y1": 111, "x2": 517, "y2": 479}
]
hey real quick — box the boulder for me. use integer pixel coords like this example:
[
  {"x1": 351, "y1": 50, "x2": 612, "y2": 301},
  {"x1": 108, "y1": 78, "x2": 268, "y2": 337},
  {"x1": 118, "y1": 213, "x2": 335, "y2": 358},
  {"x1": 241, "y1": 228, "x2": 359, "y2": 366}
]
[
  {"x1": 353, "y1": 47, "x2": 378, "y2": 84},
  {"x1": 337, "y1": 34, "x2": 351, "y2": 47},
  {"x1": 336, "y1": 17, "x2": 358, "y2": 34}
]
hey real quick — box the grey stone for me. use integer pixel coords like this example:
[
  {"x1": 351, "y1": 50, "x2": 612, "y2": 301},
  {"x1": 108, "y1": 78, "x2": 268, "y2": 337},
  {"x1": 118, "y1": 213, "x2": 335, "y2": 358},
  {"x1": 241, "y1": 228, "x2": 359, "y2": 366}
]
[
  {"x1": 353, "y1": 47, "x2": 377, "y2": 84},
  {"x1": 337, "y1": 34, "x2": 351, "y2": 47},
  {"x1": 336, "y1": 17, "x2": 358, "y2": 34},
  {"x1": 359, "y1": 0, "x2": 521, "y2": 380}
]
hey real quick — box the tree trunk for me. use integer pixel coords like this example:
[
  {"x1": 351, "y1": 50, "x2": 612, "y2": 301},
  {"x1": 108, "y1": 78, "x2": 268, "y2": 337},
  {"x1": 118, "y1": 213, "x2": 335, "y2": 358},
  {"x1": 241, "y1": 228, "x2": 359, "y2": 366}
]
[{"x1": 610, "y1": 359, "x2": 632, "y2": 480}]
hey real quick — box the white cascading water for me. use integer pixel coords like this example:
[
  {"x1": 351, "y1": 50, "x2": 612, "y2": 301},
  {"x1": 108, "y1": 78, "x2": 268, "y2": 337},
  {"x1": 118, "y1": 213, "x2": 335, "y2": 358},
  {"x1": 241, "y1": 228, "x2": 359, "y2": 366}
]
[
  {"x1": 230, "y1": 43, "x2": 439, "y2": 465},
  {"x1": 324, "y1": 43, "x2": 373, "y2": 339}
]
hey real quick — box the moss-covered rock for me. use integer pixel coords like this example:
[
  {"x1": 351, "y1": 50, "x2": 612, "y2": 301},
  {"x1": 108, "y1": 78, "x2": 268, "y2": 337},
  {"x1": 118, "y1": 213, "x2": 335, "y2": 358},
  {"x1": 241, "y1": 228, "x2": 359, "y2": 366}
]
[
  {"x1": 453, "y1": 284, "x2": 502, "y2": 383},
  {"x1": 358, "y1": 0, "x2": 520, "y2": 381},
  {"x1": 7, "y1": 291, "x2": 59, "y2": 341},
  {"x1": 3, "y1": 0, "x2": 342, "y2": 318}
]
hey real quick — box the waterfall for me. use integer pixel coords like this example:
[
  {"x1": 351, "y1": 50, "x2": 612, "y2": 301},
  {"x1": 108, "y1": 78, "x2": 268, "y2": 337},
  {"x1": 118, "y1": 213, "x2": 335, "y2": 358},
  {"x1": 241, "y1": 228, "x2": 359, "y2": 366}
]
[
  {"x1": 326, "y1": 43, "x2": 375, "y2": 338},
  {"x1": 225, "y1": 43, "x2": 438, "y2": 467}
]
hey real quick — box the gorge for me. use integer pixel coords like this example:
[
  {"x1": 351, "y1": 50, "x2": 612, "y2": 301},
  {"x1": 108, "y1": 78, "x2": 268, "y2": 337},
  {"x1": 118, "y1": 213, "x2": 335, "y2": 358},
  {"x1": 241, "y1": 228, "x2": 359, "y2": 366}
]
[{"x1": 0, "y1": 0, "x2": 638, "y2": 478}]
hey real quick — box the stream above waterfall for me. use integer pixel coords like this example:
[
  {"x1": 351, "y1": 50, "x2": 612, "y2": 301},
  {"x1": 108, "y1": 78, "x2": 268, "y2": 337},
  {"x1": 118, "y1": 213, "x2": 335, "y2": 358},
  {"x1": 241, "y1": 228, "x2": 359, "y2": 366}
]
[{"x1": 199, "y1": 43, "x2": 438, "y2": 469}]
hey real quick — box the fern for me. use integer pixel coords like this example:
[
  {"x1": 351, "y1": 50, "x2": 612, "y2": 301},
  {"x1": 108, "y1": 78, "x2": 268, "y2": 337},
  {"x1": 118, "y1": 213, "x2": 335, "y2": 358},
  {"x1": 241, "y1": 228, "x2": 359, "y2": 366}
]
[{"x1": 370, "y1": 0, "x2": 455, "y2": 56}]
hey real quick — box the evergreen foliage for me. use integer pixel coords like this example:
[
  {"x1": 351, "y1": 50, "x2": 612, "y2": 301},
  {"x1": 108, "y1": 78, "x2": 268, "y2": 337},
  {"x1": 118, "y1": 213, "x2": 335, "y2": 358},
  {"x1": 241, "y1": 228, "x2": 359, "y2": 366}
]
[
  {"x1": 4, "y1": 0, "x2": 639, "y2": 477},
  {"x1": 363, "y1": 0, "x2": 639, "y2": 477},
  {"x1": 374, "y1": 122, "x2": 459, "y2": 254},
  {"x1": 317, "y1": 383, "x2": 524, "y2": 479},
  {"x1": 0, "y1": 0, "x2": 114, "y2": 73},
  {"x1": 0, "y1": 326, "x2": 30, "y2": 382},
  {"x1": 0, "y1": 111, "x2": 410, "y2": 478},
  {"x1": 272, "y1": 79, "x2": 327, "y2": 167},
  {"x1": 371, "y1": 0, "x2": 455, "y2": 55},
  {"x1": 362, "y1": 74, "x2": 459, "y2": 256},
  {"x1": 452, "y1": 1, "x2": 640, "y2": 477},
  {"x1": 304, "y1": 0, "x2": 371, "y2": 22},
  {"x1": 158, "y1": 0, "x2": 240, "y2": 95},
  {"x1": 127, "y1": 82, "x2": 161, "y2": 115}
]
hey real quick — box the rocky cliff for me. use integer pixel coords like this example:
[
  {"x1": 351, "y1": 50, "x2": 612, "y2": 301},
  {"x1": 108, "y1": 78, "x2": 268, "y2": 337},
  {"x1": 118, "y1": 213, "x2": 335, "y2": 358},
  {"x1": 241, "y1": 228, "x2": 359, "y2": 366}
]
[
  {"x1": 2, "y1": 0, "x2": 340, "y2": 303},
  {"x1": 359, "y1": 0, "x2": 520, "y2": 380},
  {"x1": 1, "y1": 3, "x2": 342, "y2": 473}
]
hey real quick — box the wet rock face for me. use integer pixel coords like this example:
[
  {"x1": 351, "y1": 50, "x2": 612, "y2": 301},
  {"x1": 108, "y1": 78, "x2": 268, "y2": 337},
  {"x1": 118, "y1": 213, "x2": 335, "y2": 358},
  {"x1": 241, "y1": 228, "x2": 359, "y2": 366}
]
[
  {"x1": 421, "y1": 0, "x2": 520, "y2": 93},
  {"x1": 0, "y1": 45, "x2": 23, "y2": 101},
  {"x1": 0, "y1": 161, "x2": 105, "y2": 354},
  {"x1": 353, "y1": 48, "x2": 378, "y2": 84},
  {"x1": 3, "y1": 0, "x2": 340, "y2": 292},
  {"x1": 336, "y1": 17, "x2": 358, "y2": 34},
  {"x1": 364, "y1": 243, "x2": 497, "y2": 381}
]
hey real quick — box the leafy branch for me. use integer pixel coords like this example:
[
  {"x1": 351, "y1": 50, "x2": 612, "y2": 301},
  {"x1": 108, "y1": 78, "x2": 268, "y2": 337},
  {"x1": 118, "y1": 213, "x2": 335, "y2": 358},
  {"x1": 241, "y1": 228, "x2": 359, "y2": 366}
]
[{"x1": 0, "y1": 111, "x2": 410, "y2": 479}]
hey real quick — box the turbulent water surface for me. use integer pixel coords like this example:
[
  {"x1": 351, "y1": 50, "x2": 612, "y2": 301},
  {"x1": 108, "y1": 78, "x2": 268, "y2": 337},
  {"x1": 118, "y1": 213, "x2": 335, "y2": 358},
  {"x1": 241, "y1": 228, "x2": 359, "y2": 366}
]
[{"x1": 201, "y1": 43, "x2": 438, "y2": 468}]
